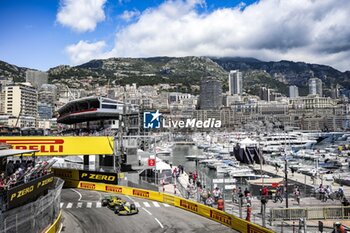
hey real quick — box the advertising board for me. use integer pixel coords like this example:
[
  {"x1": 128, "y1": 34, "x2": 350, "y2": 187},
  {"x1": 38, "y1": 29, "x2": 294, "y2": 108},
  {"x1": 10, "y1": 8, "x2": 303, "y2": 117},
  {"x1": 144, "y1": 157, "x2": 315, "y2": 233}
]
[
  {"x1": 7, "y1": 173, "x2": 54, "y2": 209},
  {"x1": 0, "y1": 136, "x2": 114, "y2": 155}
]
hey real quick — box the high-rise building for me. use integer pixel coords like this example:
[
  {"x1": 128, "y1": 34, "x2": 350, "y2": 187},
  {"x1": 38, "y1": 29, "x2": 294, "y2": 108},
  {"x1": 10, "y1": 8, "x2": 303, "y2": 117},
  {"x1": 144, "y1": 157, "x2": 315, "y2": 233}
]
[
  {"x1": 228, "y1": 70, "x2": 243, "y2": 95},
  {"x1": 289, "y1": 85, "x2": 299, "y2": 98},
  {"x1": 308, "y1": 78, "x2": 323, "y2": 96},
  {"x1": 38, "y1": 102, "x2": 53, "y2": 119},
  {"x1": 0, "y1": 90, "x2": 5, "y2": 114},
  {"x1": 199, "y1": 76, "x2": 222, "y2": 110},
  {"x1": 4, "y1": 83, "x2": 38, "y2": 118},
  {"x1": 26, "y1": 70, "x2": 48, "y2": 89}
]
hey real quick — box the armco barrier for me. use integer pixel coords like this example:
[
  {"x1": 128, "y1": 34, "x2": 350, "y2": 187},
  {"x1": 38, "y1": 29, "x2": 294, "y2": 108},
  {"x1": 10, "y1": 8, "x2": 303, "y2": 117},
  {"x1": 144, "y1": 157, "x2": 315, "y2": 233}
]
[
  {"x1": 45, "y1": 211, "x2": 62, "y2": 233},
  {"x1": 64, "y1": 180, "x2": 274, "y2": 233}
]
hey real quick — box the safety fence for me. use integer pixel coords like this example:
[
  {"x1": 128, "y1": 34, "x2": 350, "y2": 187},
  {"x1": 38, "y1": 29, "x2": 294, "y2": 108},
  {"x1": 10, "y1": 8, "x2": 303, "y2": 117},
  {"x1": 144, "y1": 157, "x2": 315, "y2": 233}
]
[
  {"x1": 0, "y1": 178, "x2": 64, "y2": 233},
  {"x1": 62, "y1": 178, "x2": 274, "y2": 233},
  {"x1": 270, "y1": 206, "x2": 350, "y2": 222}
]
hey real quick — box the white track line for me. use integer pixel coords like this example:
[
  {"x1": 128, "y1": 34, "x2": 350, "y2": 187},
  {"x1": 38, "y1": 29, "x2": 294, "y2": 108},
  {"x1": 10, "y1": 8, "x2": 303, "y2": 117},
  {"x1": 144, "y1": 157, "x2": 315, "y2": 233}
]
[
  {"x1": 87, "y1": 202, "x2": 92, "y2": 208},
  {"x1": 77, "y1": 202, "x2": 82, "y2": 208},
  {"x1": 58, "y1": 223, "x2": 64, "y2": 233},
  {"x1": 134, "y1": 202, "x2": 141, "y2": 208},
  {"x1": 96, "y1": 202, "x2": 102, "y2": 208},
  {"x1": 154, "y1": 218, "x2": 164, "y2": 229},
  {"x1": 163, "y1": 203, "x2": 170, "y2": 207},
  {"x1": 152, "y1": 201, "x2": 160, "y2": 207},
  {"x1": 142, "y1": 207, "x2": 152, "y2": 215},
  {"x1": 71, "y1": 189, "x2": 82, "y2": 201},
  {"x1": 143, "y1": 202, "x2": 151, "y2": 207},
  {"x1": 66, "y1": 203, "x2": 73, "y2": 209},
  {"x1": 60, "y1": 203, "x2": 64, "y2": 208},
  {"x1": 125, "y1": 195, "x2": 136, "y2": 202}
]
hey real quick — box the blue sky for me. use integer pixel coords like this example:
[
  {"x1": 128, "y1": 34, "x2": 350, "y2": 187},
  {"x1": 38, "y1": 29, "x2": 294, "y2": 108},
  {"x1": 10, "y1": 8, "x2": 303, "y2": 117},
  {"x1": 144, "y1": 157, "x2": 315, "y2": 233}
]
[{"x1": 0, "y1": 0, "x2": 349, "y2": 72}]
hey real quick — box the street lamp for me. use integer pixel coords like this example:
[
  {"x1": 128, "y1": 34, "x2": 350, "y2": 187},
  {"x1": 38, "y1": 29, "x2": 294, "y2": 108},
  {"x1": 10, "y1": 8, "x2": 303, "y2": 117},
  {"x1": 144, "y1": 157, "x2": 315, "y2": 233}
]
[{"x1": 285, "y1": 156, "x2": 289, "y2": 208}]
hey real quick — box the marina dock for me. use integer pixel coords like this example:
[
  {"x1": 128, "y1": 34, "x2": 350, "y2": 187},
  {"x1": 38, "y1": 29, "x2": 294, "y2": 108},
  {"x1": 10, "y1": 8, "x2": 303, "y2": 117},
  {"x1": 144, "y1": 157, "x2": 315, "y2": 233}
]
[{"x1": 252, "y1": 163, "x2": 350, "y2": 194}]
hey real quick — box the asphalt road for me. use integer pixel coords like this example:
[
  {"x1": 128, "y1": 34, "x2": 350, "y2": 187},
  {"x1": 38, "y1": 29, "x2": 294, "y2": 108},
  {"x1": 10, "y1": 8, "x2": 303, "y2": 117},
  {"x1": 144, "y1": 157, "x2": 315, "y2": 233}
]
[{"x1": 60, "y1": 188, "x2": 236, "y2": 233}]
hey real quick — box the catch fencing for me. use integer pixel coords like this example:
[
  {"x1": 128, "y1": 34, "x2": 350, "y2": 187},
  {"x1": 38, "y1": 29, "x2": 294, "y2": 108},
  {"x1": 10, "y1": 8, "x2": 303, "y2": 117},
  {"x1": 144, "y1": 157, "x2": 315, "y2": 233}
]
[
  {"x1": 0, "y1": 178, "x2": 64, "y2": 233},
  {"x1": 270, "y1": 206, "x2": 350, "y2": 222}
]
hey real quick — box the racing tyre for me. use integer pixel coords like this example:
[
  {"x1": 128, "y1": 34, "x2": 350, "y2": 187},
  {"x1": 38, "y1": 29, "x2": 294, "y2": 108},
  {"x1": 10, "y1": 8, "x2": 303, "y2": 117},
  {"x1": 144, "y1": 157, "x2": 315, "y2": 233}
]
[
  {"x1": 102, "y1": 199, "x2": 108, "y2": 207},
  {"x1": 130, "y1": 204, "x2": 136, "y2": 210},
  {"x1": 114, "y1": 206, "x2": 120, "y2": 214}
]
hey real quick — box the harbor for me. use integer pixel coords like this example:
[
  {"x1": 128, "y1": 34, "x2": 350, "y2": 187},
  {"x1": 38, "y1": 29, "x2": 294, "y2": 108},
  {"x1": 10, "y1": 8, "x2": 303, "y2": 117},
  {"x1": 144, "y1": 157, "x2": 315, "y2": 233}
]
[{"x1": 147, "y1": 130, "x2": 350, "y2": 232}]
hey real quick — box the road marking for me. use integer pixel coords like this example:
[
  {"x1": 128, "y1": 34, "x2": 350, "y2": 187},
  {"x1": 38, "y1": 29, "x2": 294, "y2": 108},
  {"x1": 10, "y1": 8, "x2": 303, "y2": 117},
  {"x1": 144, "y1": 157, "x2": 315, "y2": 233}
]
[
  {"x1": 155, "y1": 218, "x2": 164, "y2": 229},
  {"x1": 96, "y1": 202, "x2": 102, "y2": 208},
  {"x1": 143, "y1": 202, "x2": 151, "y2": 207},
  {"x1": 142, "y1": 207, "x2": 152, "y2": 215},
  {"x1": 66, "y1": 203, "x2": 73, "y2": 209},
  {"x1": 163, "y1": 203, "x2": 170, "y2": 207},
  {"x1": 125, "y1": 195, "x2": 136, "y2": 202},
  {"x1": 60, "y1": 202, "x2": 64, "y2": 208},
  {"x1": 87, "y1": 202, "x2": 92, "y2": 208},
  {"x1": 71, "y1": 189, "x2": 82, "y2": 201},
  {"x1": 134, "y1": 202, "x2": 141, "y2": 208},
  {"x1": 152, "y1": 201, "x2": 160, "y2": 207},
  {"x1": 77, "y1": 202, "x2": 82, "y2": 208}
]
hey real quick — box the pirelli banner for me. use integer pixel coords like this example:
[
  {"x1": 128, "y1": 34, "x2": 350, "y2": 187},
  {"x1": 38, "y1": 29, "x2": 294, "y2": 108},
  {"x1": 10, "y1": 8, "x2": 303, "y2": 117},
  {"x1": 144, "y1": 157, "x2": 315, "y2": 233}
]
[
  {"x1": 53, "y1": 168, "x2": 118, "y2": 185},
  {"x1": 7, "y1": 173, "x2": 54, "y2": 209},
  {"x1": 0, "y1": 136, "x2": 114, "y2": 156}
]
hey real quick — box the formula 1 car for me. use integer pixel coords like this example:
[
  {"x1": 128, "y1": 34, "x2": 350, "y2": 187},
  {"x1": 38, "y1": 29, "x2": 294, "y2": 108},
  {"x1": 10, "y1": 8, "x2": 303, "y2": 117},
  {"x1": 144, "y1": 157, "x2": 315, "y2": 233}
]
[
  {"x1": 101, "y1": 195, "x2": 123, "y2": 207},
  {"x1": 114, "y1": 202, "x2": 139, "y2": 216}
]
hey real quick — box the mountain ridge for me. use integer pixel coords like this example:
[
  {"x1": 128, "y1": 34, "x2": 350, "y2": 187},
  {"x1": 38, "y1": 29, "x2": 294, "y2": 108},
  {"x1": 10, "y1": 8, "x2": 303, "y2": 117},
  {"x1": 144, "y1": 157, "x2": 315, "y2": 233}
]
[{"x1": 1, "y1": 57, "x2": 349, "y2": 97}]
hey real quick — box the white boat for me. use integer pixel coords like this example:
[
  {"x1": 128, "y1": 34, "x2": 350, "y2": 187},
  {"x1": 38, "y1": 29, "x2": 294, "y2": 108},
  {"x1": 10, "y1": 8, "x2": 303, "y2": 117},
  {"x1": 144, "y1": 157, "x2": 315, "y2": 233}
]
[{"x1": 258, "y1": 133, "x2": 317, "y2": 153}]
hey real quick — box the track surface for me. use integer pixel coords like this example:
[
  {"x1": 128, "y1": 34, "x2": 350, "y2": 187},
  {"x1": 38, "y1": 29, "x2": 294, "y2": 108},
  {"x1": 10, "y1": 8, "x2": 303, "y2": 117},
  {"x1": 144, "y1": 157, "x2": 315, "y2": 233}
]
[{"x1": 61, "y1": 188, "x2": 236, "y2": 233}]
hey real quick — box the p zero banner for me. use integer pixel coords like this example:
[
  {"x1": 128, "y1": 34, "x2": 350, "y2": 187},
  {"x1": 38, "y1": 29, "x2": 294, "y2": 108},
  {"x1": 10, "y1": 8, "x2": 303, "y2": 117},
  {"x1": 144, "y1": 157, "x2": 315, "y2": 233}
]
[
  {"x1": 79, "y1": 170, "x2": 118, "y2": 185},
  {"x1": 53, "y1": 168, "x2": 118, "y2": 185},
  {"x1": 7, "y1": 173, "x2": 54, "y2": 209},
  {"x1": 0, "y1": 136, "x2": 114, "y2": 156}
]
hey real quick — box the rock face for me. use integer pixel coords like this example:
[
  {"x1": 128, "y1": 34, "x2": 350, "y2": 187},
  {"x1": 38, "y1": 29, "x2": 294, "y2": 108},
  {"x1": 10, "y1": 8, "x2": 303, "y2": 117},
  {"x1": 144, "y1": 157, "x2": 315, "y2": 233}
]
[{"x1": 1, "y1": 57, "x2": 349, "y2": 96}]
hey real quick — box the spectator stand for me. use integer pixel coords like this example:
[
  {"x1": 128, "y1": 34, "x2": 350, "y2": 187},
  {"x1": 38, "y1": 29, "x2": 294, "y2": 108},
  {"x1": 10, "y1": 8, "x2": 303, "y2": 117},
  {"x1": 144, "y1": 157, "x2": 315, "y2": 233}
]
[{"x1": 0, "y1": 148, "x2": 39, "y2": 211}]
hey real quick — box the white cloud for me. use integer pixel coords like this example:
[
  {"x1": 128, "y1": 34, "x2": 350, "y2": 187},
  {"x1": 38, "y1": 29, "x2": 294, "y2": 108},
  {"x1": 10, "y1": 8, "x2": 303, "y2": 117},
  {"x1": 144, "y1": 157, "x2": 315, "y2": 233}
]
[
  {"x1": 120, "y1": 10, "x2": 141, "y2": 22},
  {"x1": 65, "y1": 40, "x2": 106, "y2": 64},
  {"x1": 66, "y1": 0, "x2": 350, "y2": 71},
  {"x1": 57, "y1": 0, "x2": 107, "y2": 32}
]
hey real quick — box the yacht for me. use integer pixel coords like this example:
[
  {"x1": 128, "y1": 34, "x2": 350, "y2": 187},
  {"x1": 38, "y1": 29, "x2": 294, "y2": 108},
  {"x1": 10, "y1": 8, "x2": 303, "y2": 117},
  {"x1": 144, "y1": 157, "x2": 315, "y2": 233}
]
[{"x1": 258, "y1": 133, "x2": 317, "y2": 153}]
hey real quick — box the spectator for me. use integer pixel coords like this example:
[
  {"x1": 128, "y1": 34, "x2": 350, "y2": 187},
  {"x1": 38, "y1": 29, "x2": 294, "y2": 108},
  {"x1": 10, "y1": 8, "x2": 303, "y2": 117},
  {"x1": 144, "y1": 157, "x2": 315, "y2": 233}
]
[
  {"x1": 246, "y1": 203, "x2": 252, "y2": 222},
  {"x1": 6, "y1": 160, "x2": 14, "y2": 177},
  {"x1": 262, "y1": 186, "x2": 269, "y2": 200},
  {"x1": 244, "y1": 187, "x2": 250, "y2": 197},
  {"x1": 200, "y1": 187, "x2": 209, "y2": 203},
  {"x1": 332, "y1": 222, "x2": 346, "y2": 233},
  {"x1": 193, "y1": 172, "x2": 197, "y2": 184},
  {"x1": 294, "y1": 187, "x2": 301, "y2": 205},
  {"x1": 206, "y1": 196, "x2": 214, "y2": 207},
  {"x1": 186, "y1": 185, "x2": 191, "y2": 199},
  {"x1": 217, "y1": 198, "x2": 224, "y2": 211},
  {"x1": 232, "y1": 187, "x2": 237, "y2": 203},
  {"x1": 213, "y1": 187, "x2": 222, "y2": 203}
]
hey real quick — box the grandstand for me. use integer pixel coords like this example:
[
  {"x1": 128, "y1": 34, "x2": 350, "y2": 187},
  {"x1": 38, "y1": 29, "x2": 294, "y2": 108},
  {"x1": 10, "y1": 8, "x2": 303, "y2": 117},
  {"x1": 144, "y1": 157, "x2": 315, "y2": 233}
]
[{"x1": 57, "y1": 96, "x2": 124, "y2": 124}]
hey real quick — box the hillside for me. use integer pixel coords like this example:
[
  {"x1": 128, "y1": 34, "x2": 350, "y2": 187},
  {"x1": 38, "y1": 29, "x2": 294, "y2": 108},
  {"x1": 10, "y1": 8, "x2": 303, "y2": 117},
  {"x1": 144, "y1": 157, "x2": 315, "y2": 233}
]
[
  {"x1": 0, "y1": 60, "x2": 27, "y2": 82},
  {"x1": 48, "y1": 57, "x2": 229, "y2": 92},
  {"x1": 0, "y1": 56, "x2": 349, "y2": 97},
  {"x1": 212, "y1": 57, "x2": 350, "y2": 91}
]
